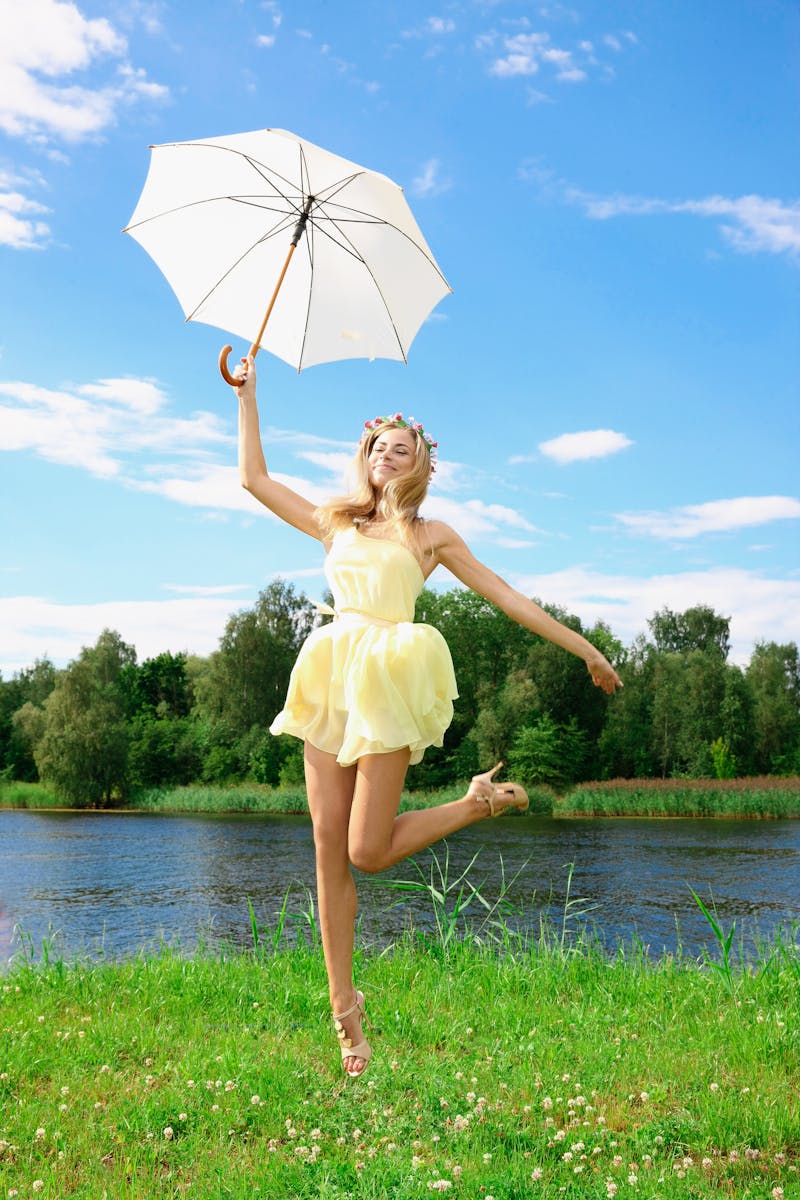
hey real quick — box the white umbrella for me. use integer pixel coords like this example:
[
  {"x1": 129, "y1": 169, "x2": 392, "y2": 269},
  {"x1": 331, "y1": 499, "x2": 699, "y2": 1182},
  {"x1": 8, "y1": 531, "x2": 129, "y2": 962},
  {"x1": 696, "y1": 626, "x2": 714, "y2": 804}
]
[{"x1": 124, "y1": 127, "x2": 452, "y2": 382}]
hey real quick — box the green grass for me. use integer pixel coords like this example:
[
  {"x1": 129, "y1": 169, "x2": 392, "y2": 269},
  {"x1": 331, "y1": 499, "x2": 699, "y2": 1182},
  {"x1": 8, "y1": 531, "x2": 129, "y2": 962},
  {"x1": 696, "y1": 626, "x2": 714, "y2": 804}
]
[
  {"x1": 0, "y1": 781, "x2": 62, "y2": 808},
  {"x1": 126, "y1": 783, "x2": 554, "y2": 817},
  {"x1": 557, "y1": 777, "x2": 800, "y2": 819},
  {"x1": 2, "y1": 904, "x2": 798, "y2": 1200},
  {"x1": 4, "y1": 777, "x2": 799, "y2": 819}
]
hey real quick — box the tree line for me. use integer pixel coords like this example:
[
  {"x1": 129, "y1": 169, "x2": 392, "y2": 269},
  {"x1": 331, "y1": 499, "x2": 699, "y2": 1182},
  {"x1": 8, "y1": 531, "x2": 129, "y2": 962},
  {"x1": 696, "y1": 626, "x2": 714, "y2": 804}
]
[{"x1": 1, "y1": 580, "x2": 798, "y2": 806}]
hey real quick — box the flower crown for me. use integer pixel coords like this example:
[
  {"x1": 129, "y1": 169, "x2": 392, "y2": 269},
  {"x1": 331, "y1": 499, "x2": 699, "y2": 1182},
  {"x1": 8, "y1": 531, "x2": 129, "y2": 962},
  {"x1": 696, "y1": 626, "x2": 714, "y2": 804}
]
[{"x1": 361, "y1": 413, "x2": 438, "y2": 473}]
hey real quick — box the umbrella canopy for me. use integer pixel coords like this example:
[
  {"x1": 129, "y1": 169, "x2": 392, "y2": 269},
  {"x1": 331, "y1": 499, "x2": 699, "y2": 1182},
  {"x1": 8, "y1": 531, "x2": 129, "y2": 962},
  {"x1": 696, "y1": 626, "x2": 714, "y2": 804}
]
[{"x1": 124, "y1": 128, "x2": 451, "y2": 373}]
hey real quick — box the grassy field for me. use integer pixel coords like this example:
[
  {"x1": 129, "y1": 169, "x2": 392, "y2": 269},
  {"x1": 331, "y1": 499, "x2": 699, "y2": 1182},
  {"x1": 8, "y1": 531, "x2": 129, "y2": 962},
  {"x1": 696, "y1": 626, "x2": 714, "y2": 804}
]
[
  {"x1": 555, "y1": 777, "x2": 800, "y2": 819},
  {"x1": 3, "y1": 777, "x2": 799, "y2": 819},
  {"x1": 1, "y1": 902, "x2": 798, "y2": 1200}
]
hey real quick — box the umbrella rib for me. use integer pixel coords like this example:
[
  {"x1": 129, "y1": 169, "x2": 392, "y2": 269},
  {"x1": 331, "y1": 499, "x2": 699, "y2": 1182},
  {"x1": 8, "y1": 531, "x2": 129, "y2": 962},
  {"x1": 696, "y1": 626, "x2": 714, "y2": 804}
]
[
  {"x1": 183, "y1": 218, "x2": 297, "y2": 323},
  {"x1": 125, "y1": 194, "x2": 297, "y2": 233},
  {"x1": 155, "y1": 141, "x2": 306, "y2": 214},
  {"x1": 303, "y1": 214, "x2": 408, "y2": 365},
  {"x1": 318, "y1": 202, "x2": 450, "y2": 287}
]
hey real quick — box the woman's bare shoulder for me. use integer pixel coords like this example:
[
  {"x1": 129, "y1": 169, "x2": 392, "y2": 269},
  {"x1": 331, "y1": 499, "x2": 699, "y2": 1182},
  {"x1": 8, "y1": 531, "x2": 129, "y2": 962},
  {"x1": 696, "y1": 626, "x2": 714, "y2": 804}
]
[{"x1": 420, "y1": 518, "x2": 464, "y2": 553}]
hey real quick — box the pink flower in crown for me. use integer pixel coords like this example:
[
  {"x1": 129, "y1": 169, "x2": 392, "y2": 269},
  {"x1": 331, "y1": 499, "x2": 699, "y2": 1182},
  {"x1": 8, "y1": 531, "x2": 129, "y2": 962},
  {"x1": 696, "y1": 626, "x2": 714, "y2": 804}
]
[{"x1": 392, "y1": 412, "x2": 403, "y2": 421}]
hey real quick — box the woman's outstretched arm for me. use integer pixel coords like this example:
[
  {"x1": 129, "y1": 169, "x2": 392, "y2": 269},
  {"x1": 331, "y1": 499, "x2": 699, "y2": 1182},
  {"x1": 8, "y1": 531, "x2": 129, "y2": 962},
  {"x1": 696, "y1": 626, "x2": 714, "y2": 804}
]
[
  {"x1": 235, "y1": 356, "x2": 323, "y2": 540},
  {"x1": 432, "y1": 521, "x2": 622, "y2": 694}
]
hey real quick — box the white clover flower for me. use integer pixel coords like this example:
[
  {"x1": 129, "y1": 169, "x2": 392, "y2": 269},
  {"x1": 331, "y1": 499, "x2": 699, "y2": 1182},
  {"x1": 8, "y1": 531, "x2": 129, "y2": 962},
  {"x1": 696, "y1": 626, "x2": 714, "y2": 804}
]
[{"x1": 163, "y1": 1127, "x2": 174, "y2": 1140}]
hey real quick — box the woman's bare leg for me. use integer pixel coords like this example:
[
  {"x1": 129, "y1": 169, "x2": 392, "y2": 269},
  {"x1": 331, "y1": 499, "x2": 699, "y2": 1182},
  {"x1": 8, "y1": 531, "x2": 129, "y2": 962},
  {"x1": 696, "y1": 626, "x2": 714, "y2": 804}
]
[
  {"x1": 303, "y1": 742, "x2": 366, "y2": 1076},
  {"x1": 347, "y1": 752, "x2": 504, "y2": 874}
]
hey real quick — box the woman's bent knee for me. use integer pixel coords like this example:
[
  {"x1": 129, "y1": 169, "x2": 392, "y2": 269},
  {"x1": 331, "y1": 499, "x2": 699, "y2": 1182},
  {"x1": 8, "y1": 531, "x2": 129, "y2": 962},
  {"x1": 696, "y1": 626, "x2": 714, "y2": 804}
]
[{"x1": 348, "y1": 841, "x2": 389, "y2": 874}]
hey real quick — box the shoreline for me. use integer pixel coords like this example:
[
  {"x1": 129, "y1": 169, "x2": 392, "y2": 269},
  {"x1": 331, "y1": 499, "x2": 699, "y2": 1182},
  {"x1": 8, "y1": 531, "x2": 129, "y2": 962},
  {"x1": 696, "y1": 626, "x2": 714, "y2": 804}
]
[
  {"x1": 2, "y1": 776, "x2": 799, "y2": 820},
  {"x1": 1, "y1": 803, "x2": 798, "y2": 820}
]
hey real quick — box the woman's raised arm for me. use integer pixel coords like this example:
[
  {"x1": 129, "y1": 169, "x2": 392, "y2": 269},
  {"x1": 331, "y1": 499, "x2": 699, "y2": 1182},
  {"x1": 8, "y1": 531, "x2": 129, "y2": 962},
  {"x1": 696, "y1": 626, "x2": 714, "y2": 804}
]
[
  {"x1": 432, "y1": 521, "x2": 623, "y2": 694},
  {"x1": 235, "y1": 356, "x2": 323, "y2": 540}
]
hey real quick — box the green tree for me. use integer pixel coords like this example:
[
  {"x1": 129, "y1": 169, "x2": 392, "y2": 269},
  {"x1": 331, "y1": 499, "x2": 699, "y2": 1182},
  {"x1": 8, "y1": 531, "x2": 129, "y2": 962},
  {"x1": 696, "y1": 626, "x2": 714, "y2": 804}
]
[
  {"x1": 746, "y1": 642, "x2": 800, "y2": 774},
  {"x1": 120, "y1": 652, "x2": 201, "y2": 788},
  {"x1": 719, "y1": 665, "x2": 753, "y2": 776},
  {"x1": 507, "y1": 715, "x2": 587, "y2": 790},
  {"x1": 0, "y1": 659, "x2": 57, "y2": 780},
  {"x1": 675, "y1": 649, "x2": 728, "y2": 776},
  {"x1": 33, "y1": 630, "x2": 135, "y2": 806},
  {"x1": 710, "y1": 737, "x2": 737, "y2": 779},
  {"x1": 195, "y1": 581, "x2": 316, "y2": 741},
  {"x1": 120, "y1": 651, "x2": 193, "y2": 719},
  {"x1": 648, "y1": 605, "x2": 731, "y2": 659},
  {"x1": 598, "y1": 637, "x2": 655, "y2": 778}
]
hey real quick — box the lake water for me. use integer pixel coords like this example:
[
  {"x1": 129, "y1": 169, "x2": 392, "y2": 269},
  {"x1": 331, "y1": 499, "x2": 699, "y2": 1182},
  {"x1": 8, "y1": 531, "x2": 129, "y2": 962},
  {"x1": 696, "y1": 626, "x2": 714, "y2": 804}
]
[{"x1": 1, "y1": 810, "x2": 798, "y2": 963}]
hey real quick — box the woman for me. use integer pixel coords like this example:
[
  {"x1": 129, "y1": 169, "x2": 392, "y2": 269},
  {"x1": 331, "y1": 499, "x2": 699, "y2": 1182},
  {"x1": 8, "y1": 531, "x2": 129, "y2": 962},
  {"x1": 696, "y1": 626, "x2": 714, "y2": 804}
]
[{"x1": 236, "y1": 356, "x2": 622, "y2": 1079}]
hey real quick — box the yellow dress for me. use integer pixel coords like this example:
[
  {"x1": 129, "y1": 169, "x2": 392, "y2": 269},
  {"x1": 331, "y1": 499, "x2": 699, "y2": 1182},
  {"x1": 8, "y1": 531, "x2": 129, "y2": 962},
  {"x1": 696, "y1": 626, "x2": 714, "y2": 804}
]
[{"x1": 270, "y1": 526, "x2": 458, "y2": 765}]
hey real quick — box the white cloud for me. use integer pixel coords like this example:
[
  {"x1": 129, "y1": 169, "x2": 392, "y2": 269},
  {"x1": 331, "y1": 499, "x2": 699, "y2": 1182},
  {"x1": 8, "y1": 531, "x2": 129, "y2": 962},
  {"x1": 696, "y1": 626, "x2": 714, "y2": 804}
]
[
  {"x1": 260, "y1": 1, "x2": 282, "y2": 27},
  {"x1": 0, "y1": 376, "x2": 231, "y2": 479},
  {"x1": 526, "y1": 88, "x2": 554, "y2": 105},
  {"x1": 163, "y1": 583, "x2": 253, "y2": 596},
  {"x1": 422, "y1": 495, "x2": 541, "y2": 539},
  {"x1": 615, "y1": 496, "x2": 800, "y2": 540},
  {"x1": 488, "y1": 31, "x2": 586, "y2": 81},
  {"x1": 0, "y1": 593, "x2": 241, "y2": 674},
  {"x1": 427, "y1": 17, "x2": 456, "y2": 34},
  {"x1": 534, "y1": 429, "x2": 634, "y2": 464},
  {"x1": 521, "y1": 162, "x2": 800, "y2": 262},
  {"x1": 296, "y1": 449, "x2": 353, "y2": 478},
  {"x1": 0, "y1": 190, "x2": 51, "y2": 249},
  {"x1": 507, "y1": 565, "x2": 800, "y2": 663},
  {"x1": 133, "y1": 464, "x2": 331, "y2": 513},
  {"x1": 4, "y1": 565, "x2": 796, "y2": 674},
  {"x1": 496, "y1": 537, "x2": 536, "y2": 549},
  {"x1": 411, "y1": 158, "x2": 452, "y2": 198},
  {"x1": 570, "y1": 187, "x2": 800, "y2": 261},
  {"x1": 0, "y1": 0, "x2": 167, "y2": 144},
  {"x1": 256, "y1": 34, "x2": 276, "y2": 48}
]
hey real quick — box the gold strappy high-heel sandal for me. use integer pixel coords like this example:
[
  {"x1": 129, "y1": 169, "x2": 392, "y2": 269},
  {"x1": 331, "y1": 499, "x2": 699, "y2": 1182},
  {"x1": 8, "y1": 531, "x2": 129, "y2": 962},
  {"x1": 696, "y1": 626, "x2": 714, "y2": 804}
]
[
  {"x1": 470, "y1": 762, "x2": 529, "y2": 817},
  {"x1": 332, "y1": 990, "x2": 372, "y2": 1079}
]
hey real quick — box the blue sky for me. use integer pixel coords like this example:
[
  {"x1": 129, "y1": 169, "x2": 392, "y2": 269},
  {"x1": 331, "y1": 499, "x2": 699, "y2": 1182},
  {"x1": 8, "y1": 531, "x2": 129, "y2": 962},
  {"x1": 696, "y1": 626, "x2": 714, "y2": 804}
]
[{"x1": 1, "y1": 0, "x2": 798, "y2": 675}]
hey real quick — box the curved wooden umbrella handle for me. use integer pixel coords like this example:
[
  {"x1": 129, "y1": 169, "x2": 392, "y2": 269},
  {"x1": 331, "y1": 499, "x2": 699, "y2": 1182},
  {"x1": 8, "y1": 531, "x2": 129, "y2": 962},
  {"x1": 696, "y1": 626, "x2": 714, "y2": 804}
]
[{"x1": 219, "y1": 344, "x2": 240, "y2": 387}]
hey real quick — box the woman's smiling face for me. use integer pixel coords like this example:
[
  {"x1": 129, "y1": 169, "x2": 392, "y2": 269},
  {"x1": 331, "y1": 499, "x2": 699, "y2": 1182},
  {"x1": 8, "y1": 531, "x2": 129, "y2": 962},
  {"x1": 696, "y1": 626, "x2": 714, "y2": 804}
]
[{"x1": 367, "y1": 426, "x2": 418, "y2": 490}]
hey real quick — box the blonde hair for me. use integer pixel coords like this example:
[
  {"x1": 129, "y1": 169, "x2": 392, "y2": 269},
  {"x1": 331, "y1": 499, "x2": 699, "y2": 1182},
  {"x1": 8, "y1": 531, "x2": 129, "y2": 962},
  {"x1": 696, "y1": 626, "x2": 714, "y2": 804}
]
[{"x1": 315, "y1": 422, "x2": 433, "y2": 551}]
